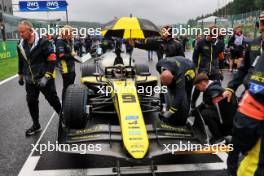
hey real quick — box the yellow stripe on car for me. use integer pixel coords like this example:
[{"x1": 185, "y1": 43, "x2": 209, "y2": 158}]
[
  {"x1": 80, "y1": 76, "x2": 107, "y2": 84},
  {"x1": 136, "y1": 75, "x2": 158, "y2": 82},
  {"x1": 112, "y1": 80, "x2": 149, "y2": 159}
]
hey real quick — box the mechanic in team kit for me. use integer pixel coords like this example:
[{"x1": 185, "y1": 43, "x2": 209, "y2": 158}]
[
  {"x1": 191, "y1": 25, "x2": 224, "y2": 108},
  {"x1": 237, "y1": 131, "x2": 264, "y2": 176},
  {"x1": 229, "y1": 52, "x2": 264, "y2": 176},
  {"x1": 17, "y1": 21, "x2": 61, "y2": 136},
  {"x1": 223, "y1": 11, "x2": 264, "y2": 176},
  {"x1": 193, "y1": 74, "x2": 237, "y2": 144},
  {"x1": 55, "y1": 25, "x2": 76, "y2": 100},
  {"x1": 156, "y1": 56, "x2": 195, "y2": 125},
  {"x1": 134, "y1": 25, "x2": 185, "y2": 60}
]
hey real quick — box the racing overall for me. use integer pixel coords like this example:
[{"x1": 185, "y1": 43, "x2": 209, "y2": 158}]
[
  {"x1": 192, "y1": 38, "x2": 224, "y2": 107},
  {"x1": 17, "y1": 33, "x2": 61, "y2": 125},
  {"x1": 227, "y1": 51, "x2": 264, "y2": 176},
  {"x1": 56, "y1": 38, "x2": 76, "y2": 100},
  {"x1": 192, "y1": 38, "x2": 223, "y2": 80},
  {"x1": 237, "y1": 133, "x2": 264, "y2": 176},
  {"x1": 198, "y1": 81, "x2": 237, "y2": 143},
  {"x1": 156, "y1": 56, "x2": 195, "y2": 125}
]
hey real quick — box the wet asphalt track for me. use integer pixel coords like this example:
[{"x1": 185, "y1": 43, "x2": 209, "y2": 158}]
[{"x1": 0, "y1": 49, "x2": 243, "y2": 176}]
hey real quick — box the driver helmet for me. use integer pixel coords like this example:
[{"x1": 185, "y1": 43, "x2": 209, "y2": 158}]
[{"x1": 113, "y1": 64, "x2": 125, "y2": 78}]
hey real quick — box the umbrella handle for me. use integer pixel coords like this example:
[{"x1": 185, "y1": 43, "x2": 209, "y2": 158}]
[
  {"x1": 129, "y1": 29, "x2": 132, "y2": 66},
  {"x1": 129, "y1": 52, "x2": 132, "y2": 66}
]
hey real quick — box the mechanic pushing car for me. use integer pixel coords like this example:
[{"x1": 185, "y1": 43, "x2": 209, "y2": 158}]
[
  {"x1": 55, "y1": 25, "x2": 76, "y2": 100},
  {"x1": 134, "y1": 25, "x2": 185, "y2": 60},
  {"x1": 156, "y1": 56, "x2": 195, "y2": 125},
  {"x1": 227, "y1": 51, "x2": 264, "y2": 176},
  {"x1": 191, "y1": 25, "x2": 224, "y2": 108},
  {"x1": 17, "y1": 21, "x2": 61, "y2": 136}
]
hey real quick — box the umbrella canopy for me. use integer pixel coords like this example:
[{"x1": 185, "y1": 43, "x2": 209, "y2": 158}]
[{"x1": 101, "y1": 17, "x2": 160, "y2": 39}]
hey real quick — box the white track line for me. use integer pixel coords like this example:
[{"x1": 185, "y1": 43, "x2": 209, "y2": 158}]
[
  {"x1": 18, "y1": 111, "x2": 56, "y2": 176},
  {"x1": 0, "y1": 74, "x2": 18, "y2": 86}
]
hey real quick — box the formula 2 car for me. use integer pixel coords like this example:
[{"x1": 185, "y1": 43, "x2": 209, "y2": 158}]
[{"x1": 57, "y1": 52, "x2": 220, "y2": 170}]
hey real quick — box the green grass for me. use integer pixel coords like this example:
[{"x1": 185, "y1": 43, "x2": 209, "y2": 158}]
[{"x1": 0, "y1": 57, "x2": 18, "y2": 81}]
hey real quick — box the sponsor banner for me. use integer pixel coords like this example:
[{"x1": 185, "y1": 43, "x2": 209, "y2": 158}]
[
  {"x1": 0, "y1": 40, "x2": 18, "y2": 60},
  {"x1": 19, "y1": 1, "x2": 68, "y2": 12}
]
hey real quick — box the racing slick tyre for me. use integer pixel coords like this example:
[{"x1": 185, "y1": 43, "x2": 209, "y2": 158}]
[
  {"x1": 135, "y1": 64, "x2": 149, "y2": 75},
  {"x1": 63, "y1": 84, "x2": 88, "y2": 129},
  {"x1": 81, "y1": 63, "x2": 96, "y2": 77}
]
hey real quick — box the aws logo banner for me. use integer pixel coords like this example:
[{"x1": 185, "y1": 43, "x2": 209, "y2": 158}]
[
  {"x1": 19, "y1": 1, "x2": 68, "y2": 12},
  {"x1": 26, "y1": 1, "x2": 39, "y2": 11},
  {"x1": 46, "y1": 1, "x2": 60, "y2": 10}
]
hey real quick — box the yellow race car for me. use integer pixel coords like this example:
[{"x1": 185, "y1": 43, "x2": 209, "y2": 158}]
[{"x1": 57, "y1": 54, "x2": 212, "y2": 165}]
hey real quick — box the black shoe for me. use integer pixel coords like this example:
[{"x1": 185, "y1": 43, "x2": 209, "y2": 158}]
[{"x1": 25, "y1": 123, "x2": 42, "y2": 136}]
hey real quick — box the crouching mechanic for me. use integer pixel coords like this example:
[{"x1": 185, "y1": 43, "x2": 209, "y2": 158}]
[
  {"x1": 193, "y1": 74, "x2": 237, "y2": 144},
  {"x1": 56, "y1": 25, "x2": 76, "y2": 100},
  {"x1": 17, "y1": 21, "x2": 61, "y2": 136},
  {"x1": 156, "y1": 56, "x2": 195, "y2": 125},
  {"x1": 227, "y1": 52, "x2": 264, "y2": 176}
]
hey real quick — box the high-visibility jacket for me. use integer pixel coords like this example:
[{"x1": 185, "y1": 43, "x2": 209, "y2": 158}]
[{"x1": 237, "y1": 137, "x2": 264, "y2": 176}]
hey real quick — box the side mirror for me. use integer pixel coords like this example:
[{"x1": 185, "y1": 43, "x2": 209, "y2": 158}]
[
  {"x1": 92, "y1": 72, "x2": 102, "y2": 77},
  {"x1": 93, "y1": 72, "x2": 103, "y2": 81}
]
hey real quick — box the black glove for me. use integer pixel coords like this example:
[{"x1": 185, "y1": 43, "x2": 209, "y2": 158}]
[
  {"x1": 39, "y1": 74, "x2": 52, "y2": 88},
  {"x1": 18, "y1": 75, "x2": 24, "y2": 86}
]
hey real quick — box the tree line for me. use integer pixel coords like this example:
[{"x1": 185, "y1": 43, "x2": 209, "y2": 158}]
[{"x1": 188, "y1": 0, "x2": 264, "y2": 25}]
